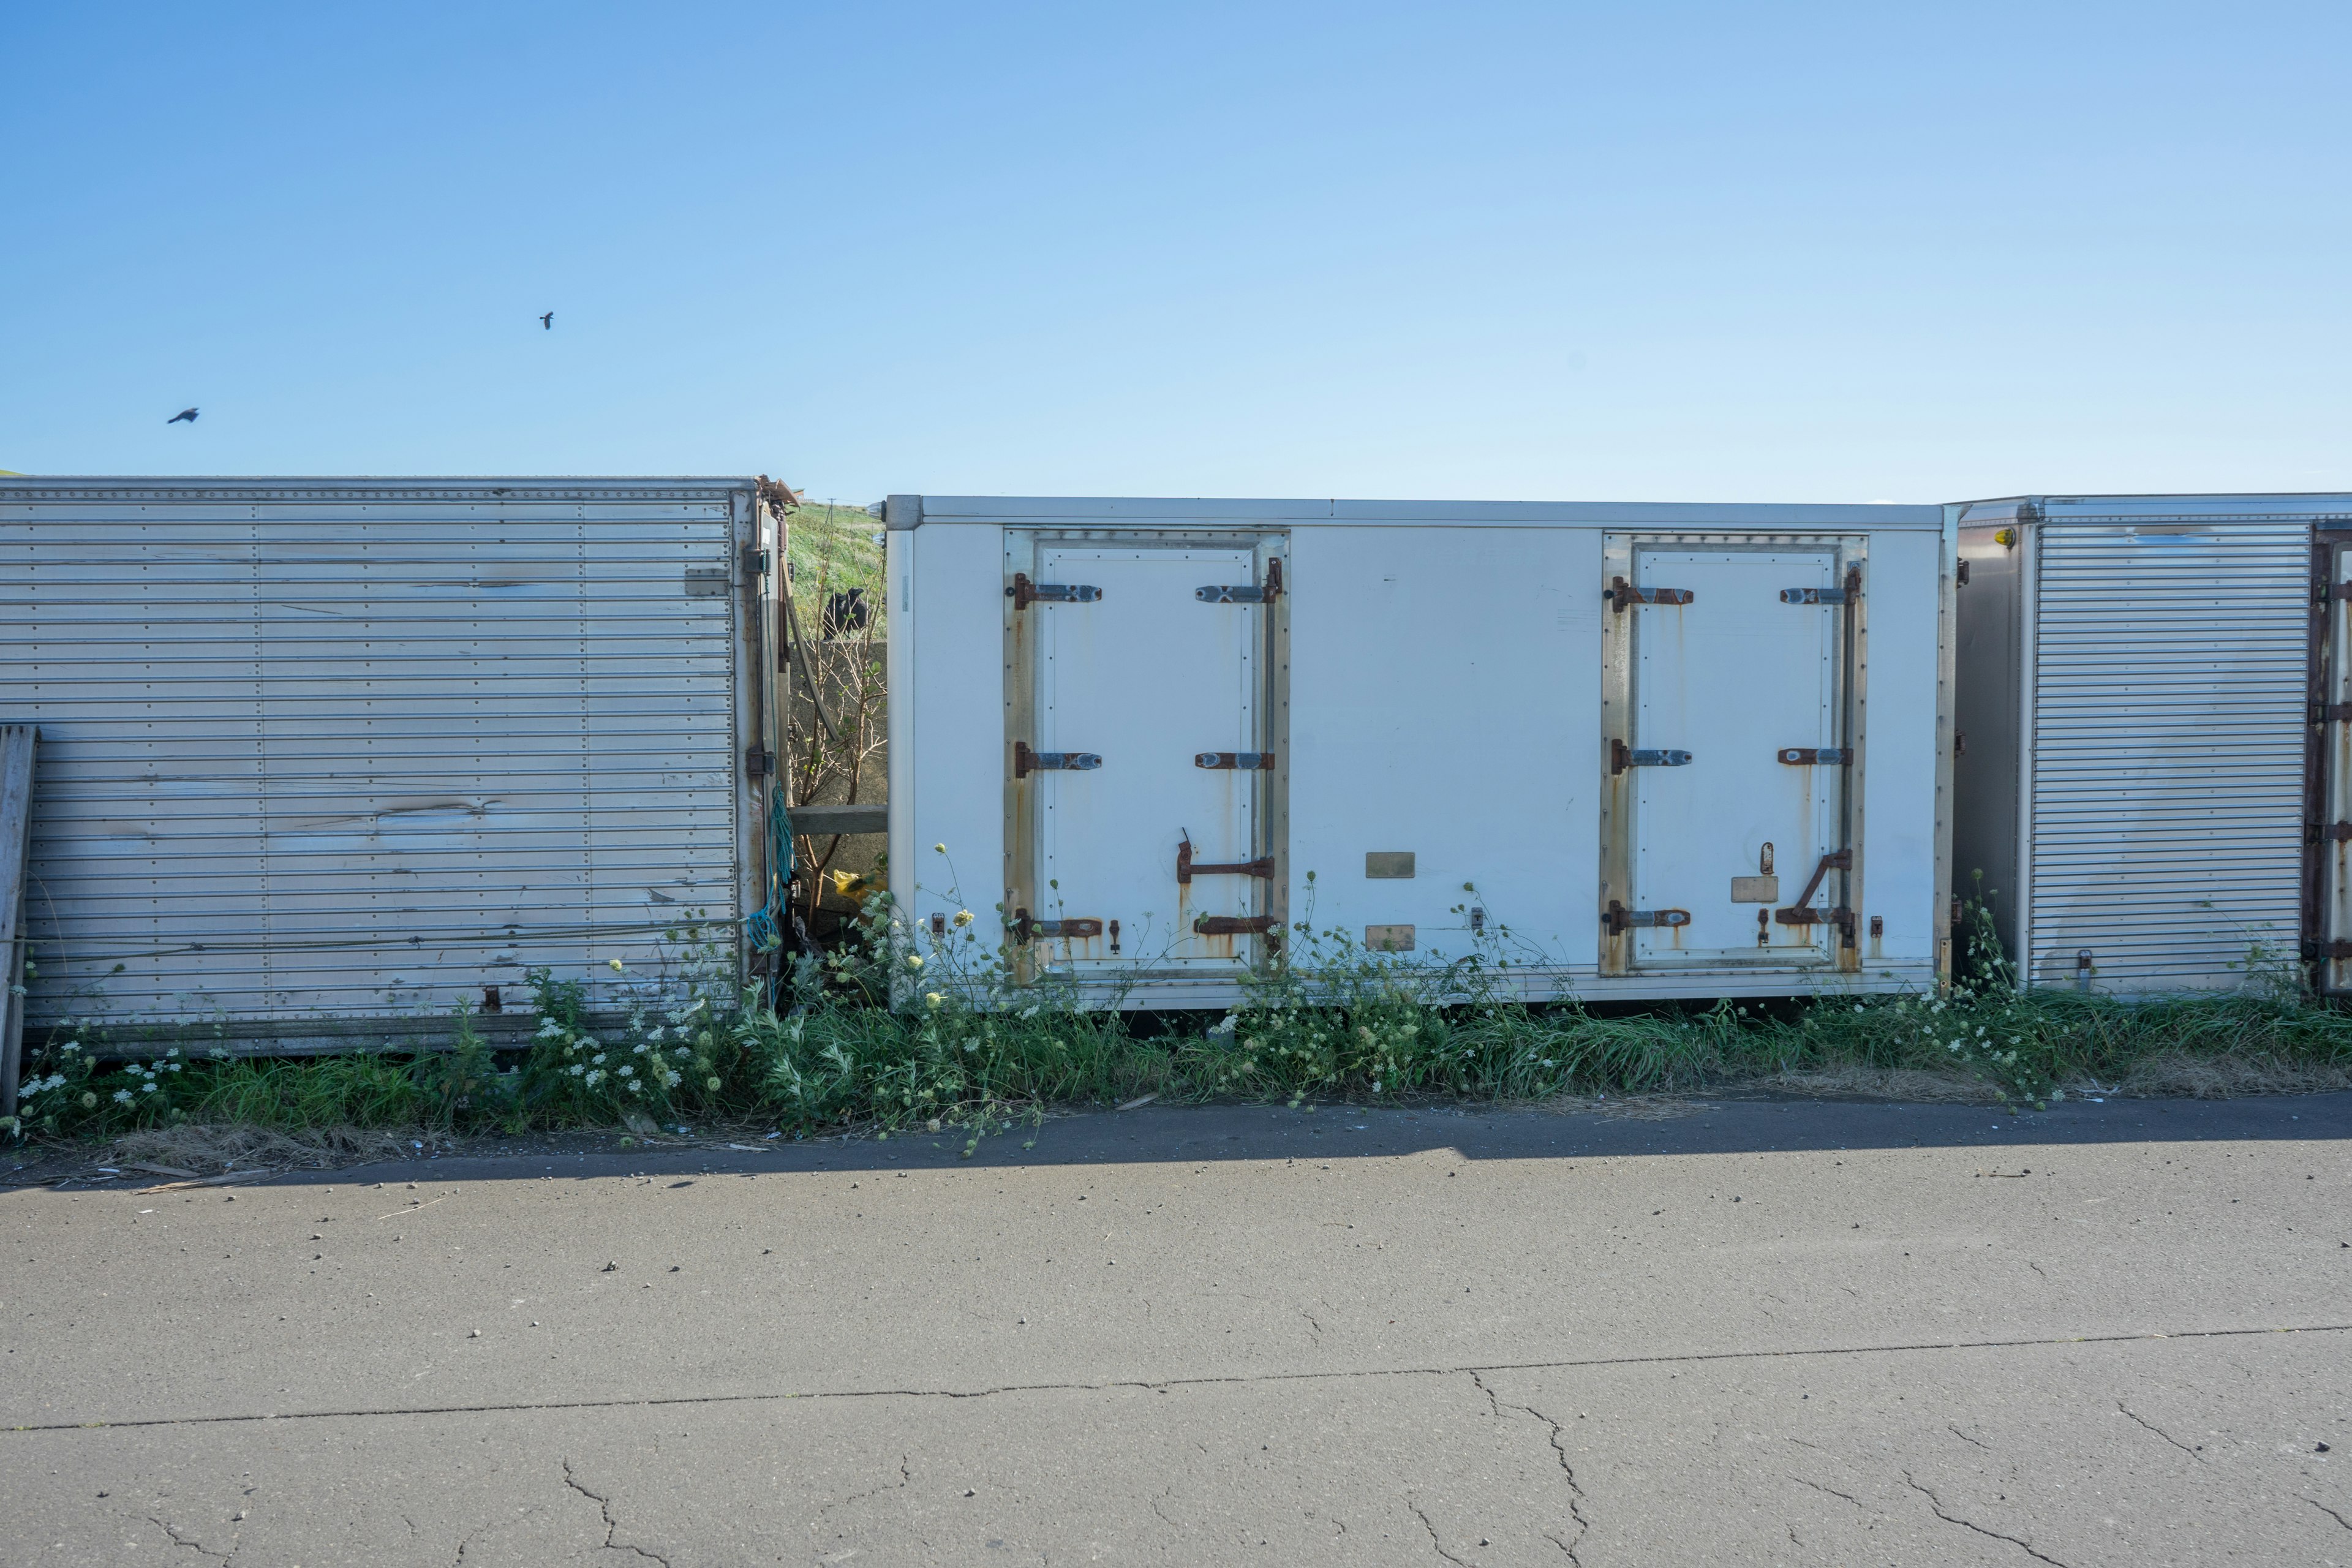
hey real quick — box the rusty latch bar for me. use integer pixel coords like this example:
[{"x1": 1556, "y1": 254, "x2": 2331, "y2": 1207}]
[
  {"x1": 1605, "y1": 901, "x2": 1691, "y2": 934},
  {"x1": 1196, "y1": 558, "x2": 1283, "y2": 605},
  {"x1": 1194, "y1": 914, "x2": 1278, "y2": 935},
  {"x1": 1611, "y1": 739, "x2": 1692, "y2": 773},
  {"x1": 1011, "y1": 909, "x2": 1104, "y2": 941},
  {"x1": 1782, "y1": 566, "x2": 1863, "y2": 605},
  {"x1": 2307, "y1": 821, "x2": 2352, "y2": 845},
  {"x1": 1777, "y1": 747, "x2": 1853, "y2": 766},
  {"x1": 1177, "y1": 839, "x2": 1275, "y2": 883},
  {"x1": 1607, "y1": 576, "x2": 1694, "y2": 612},
  {"x1": 1195, "y1": 751, "x2": 1275, "y2": 770},
  {"x1": 2314, "y1": 703, "x2": 2352, "y2": 725},
  {"x1": 1774, "y1": 848, "x2": 1852, "y2": 924},
  {"x1": 2304, "y1": 938, "x2": 2352, "y2": 960},
  {"x1": 1008, "y1": 573, "x2": 1102, "y2": 609},
  {"x1": 1774, "y1": 905, "x2": 1858, "y2": 943},
  {"x1": 1014, "y1": 741, "x2": 1102, "y2": 778}
]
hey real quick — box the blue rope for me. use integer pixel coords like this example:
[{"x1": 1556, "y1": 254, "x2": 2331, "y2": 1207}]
[{"x1": 745, "y1": 787, "x2": 795, "y2": 952}]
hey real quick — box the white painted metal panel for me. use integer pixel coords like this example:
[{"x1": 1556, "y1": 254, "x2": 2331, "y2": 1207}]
[
  {"x1": 1031, "y1": 542, "x2": 1260, "y2": 970},
  {"x1": 0, "y1": 478, "x2": 757, "y2": 1039},
  {"x1": 2026, "y1": 514, "x2": 2310, "y2": 990},
  {"x1": 896, "y1": 498, "x2": 1952, "y2": 1007},
  {"x1": 1627, "y1": 546, "x2": 1841, "y2": 968}
]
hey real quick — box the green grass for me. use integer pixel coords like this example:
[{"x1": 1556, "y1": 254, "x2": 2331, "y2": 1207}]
[{"x1": 13, "y1": 903, "x2": 2350, "y2": 1150}]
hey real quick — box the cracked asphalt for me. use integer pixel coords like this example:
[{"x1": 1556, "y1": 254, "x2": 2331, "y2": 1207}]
[{"x1": 6, "y1": 1093, "x2": 2350, "y2": 1565}]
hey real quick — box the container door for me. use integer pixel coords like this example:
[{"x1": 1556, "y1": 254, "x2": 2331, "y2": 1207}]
[
  {"x1": 1024, "y1": 540, "x2": 1271, "y2": 971},
  {"x1": 1620, "y1": 544, "x2": 1849, "y2": 970},
  {"x1": 2312, "y1": 532, "x2": 2352, "y2": 992}
]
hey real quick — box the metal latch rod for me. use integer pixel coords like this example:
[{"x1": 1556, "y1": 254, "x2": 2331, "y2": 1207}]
[
  {"x1": 1605, "y1": 900, "x2": 1691, "y2": 934},
  {"x1": 1011, "y1": 910, "x2": 1104, "y2": 940},
  {"x1": 1196, "y1": 752, "x2": 1275, "y2": 770},
  {"x1": 1177, "y1": 839, "x2": 1274, "y2": 883},
  {"x1": 1014, "y1": 741, "x2": 1102, "y2": 778},
  {"x1": 1196, "y1": 558, "x2": 1283, "y2": 605},
  {"x1": 1607, "y1": 576, "x2": 1694, "y2": 612},
  {"x1": 1008, "y1": 573, "x2": 1102, "y2": 609},
  {"x1": 1611, "y1": 739, "x2": 1692, "y2": 774},
  {"x1": 1777, "y1": 747, "x2": 1853, "y2": 766},
  {"x1": 1194, "y1": 914, "x2": 1278, "y2": 935}
]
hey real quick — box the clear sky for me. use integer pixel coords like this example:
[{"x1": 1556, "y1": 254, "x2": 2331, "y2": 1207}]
[{"x1": 4, "y1": 2, "x2": 2346, "y2": 504}]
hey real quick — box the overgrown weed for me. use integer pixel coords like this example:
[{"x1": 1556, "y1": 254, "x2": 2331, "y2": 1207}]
[{"x1": 9, "y1": 892, "x2": 2351, "y2": 1148}]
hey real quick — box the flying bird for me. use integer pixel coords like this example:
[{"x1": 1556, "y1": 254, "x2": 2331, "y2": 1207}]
[
  {"x1": 167, "y1": 408, "x2": 198, "y2": 424},
  {"x1": 539, "y1": 312, "x2": 553, "y2": 330}
]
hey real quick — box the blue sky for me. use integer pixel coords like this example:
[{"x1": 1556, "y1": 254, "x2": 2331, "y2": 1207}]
[{"x1": 3, "y1": 2, "x2": 2346, "y2": 503}]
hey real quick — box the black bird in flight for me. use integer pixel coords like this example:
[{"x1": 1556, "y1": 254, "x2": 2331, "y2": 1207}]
[
  {"x1": 539, "y1": 312, "x2": 554, "y2": 330},
  {"x1": 167, "y1": 408, "x2": 198, "y2": 424}
]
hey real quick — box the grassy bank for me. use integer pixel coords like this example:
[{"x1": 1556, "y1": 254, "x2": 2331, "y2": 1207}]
[{"x1": 10, "y1": 903, "x2": 2351, "y2": 1152}]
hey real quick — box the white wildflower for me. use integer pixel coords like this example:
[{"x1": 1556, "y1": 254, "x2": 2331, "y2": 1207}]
[{"x1": 112, "y1": 1089, "x2": 132, "y2": 1103}]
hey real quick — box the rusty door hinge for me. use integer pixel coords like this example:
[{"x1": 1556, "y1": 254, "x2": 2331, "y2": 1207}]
[
  {"x1": 1607, "y1": 576, "x2": 1694, "y2": 612},
  {"x1": 1782, "y1": 565, "x2": 1862, "y2": 605},
  {"x1": 1197, "y1": 559, "x2": 1283, "y2": 604},
  {"x1": 1011, "y1": 910, "x2": 1104, "y2": 941},
  {"x1": 1195, "y1": 751, "x2": 1275, "y2": 770},
  {"x1": 1777, "y1": 747, "x2": 1853, "y2": 766},
  {"x1": 1774, "y1": 906, "x2": 1858, "y2": 944},
  {"x1": 2307, "y1": 821, "x2": 2352, "y2": 845},
  {"x1": 1014, "y1": 741, "x2": 1102, "y2": 777},
  {"x1": 2305, "y1": 938, "x2": 2352, "y2": 961},
  {"x1": 1008, "y1": 573, "x2": 1102, "y2": 609},
  {"x1": 1605, "y1": 901, "x2": 1690, "y2": 934},
  {"x1": 1194, "y1": 914, "x2": 1278, "y2": 935},
  {"x1": 1956, "y1": 559, "x2": 1970, "y2": 585},
  {"x1": 745, "y1": 747, "x2": 775, "y2": 779},
  {"x1": 1177, "y1": 840, "x2": 1275, "y2": 883},
  {"x1": 2315, "y1": 703, "x2": 2352, "y2": 724},
  {"x1": 1612, "y1": 739, "x2": 1692, "y2": 773}
]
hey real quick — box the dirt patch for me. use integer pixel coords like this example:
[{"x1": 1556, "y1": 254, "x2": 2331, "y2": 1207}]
[
  {"x1": 1744, "y1": 1066, "x2": 2005, "y2": 1105},
  {"x1": 2114, "y1": 1052, "x2": 2352, "y2": 1099}
]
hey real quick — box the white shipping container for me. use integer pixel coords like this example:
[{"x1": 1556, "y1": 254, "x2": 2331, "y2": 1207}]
[
  {"x1": 1953, "y1": 492, "x2": 2352, "y2": 995},
  {"x1": 0, "y1": 477, "x2": 783, "y2": 1052},
  {"x1": 886, "y1": 496, "x2": 1956, "y2": 1007}
]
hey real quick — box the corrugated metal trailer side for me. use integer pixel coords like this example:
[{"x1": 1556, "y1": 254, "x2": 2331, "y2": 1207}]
[
  {"x1": 0, "y1": 477, "x2": 782, "y2": 1052},
  {"x1": 1955, "y1": 493, "x2": 2349, "y2": 995}
]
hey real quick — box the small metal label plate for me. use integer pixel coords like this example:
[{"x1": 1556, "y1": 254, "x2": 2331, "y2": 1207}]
[
  {"x1": 684, "y1": 567, "x2": 730, "y2": 597},
  {"x1": 1730, "y1": 875, "x2": 1779, "y2": 903},
  {"x1": 1364, "y1": 924, "x2": 1415, "y2": 951},
  {"x1": 1365, "y1": 851, "x2": 1415, "y2": 879}
]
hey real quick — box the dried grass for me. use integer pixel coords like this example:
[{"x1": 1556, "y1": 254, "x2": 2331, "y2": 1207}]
[
  {"x1": 111, "y1": 1123, "x2": 455, "y2": 1175},
  {"x1": 2113, "y1": 1051, "x2": 2352, "y2": 1100}
]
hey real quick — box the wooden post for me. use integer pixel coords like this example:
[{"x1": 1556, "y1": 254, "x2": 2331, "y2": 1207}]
[{"x1": 0, "y1": 725, "x2": 37, "y2": 1120}]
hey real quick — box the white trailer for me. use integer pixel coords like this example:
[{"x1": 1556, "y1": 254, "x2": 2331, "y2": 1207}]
[
  {"x1": 1953, "y1": 491, "x2": 2352, "y2": 995},
  {"x1": 0, "y1": 477, "x2": 785, "y2": 1053},
  {"x1": 885, "y1": 496, "x2": 1956, "y2": 1006}
]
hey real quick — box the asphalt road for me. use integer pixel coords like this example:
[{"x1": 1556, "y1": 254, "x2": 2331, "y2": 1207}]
[{"x1": 6, "y1": 1093, "x2": 2349, "y2": 1566}]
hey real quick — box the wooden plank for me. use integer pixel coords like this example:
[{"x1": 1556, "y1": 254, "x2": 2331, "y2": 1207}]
[
  {"x1": 1, "y1": 725, "x2": 37, "y2": 1120},
  {"x1": 788, "y1": 802, "x2": 888, "y2": 837}
]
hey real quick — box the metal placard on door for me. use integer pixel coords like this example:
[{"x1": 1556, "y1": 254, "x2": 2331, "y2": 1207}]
[{"x1": 1599, "y1": 535, "x2": 1864, "y2": 973}]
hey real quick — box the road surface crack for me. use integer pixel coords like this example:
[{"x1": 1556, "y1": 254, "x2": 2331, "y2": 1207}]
[
  {"x1": 814, "y1": 1453, "x2": 913, "y2": 1531},
  {"x1": 1902, "y1": 1474, "x2": 2071, "y2": 1566},
  {"x1": 148, "y1": 1516, "x2": 232, "y2": 1566},
  {"x1": 1470, "y1": 1372, "x2": 1588, "y2": 1562},
  {"x1": 1787, "y1": 1474, "x2": 1868, "y2": 1510},
  {"x1": 562, "y1": 1458, "x2": 672, "y2": 1566},
  {"x1": 2116, "y1": 1404, "x2": 2204, "y2": 1462},
  {"x1": 2308, "y1": 1498, "x2": 2352, "y2": 1532},
  {"x1": 18, "y1": 1322, "x2": 2348, "y2": 1434},
  {"x1": 1404, "y1": 1495, "x2": 1471, "y2": 1566}
]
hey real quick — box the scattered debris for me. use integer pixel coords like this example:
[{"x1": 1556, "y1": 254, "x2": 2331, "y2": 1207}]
[{"x1": 1116, "y1": 1093, "x2": 1158, "y2": 1112}]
